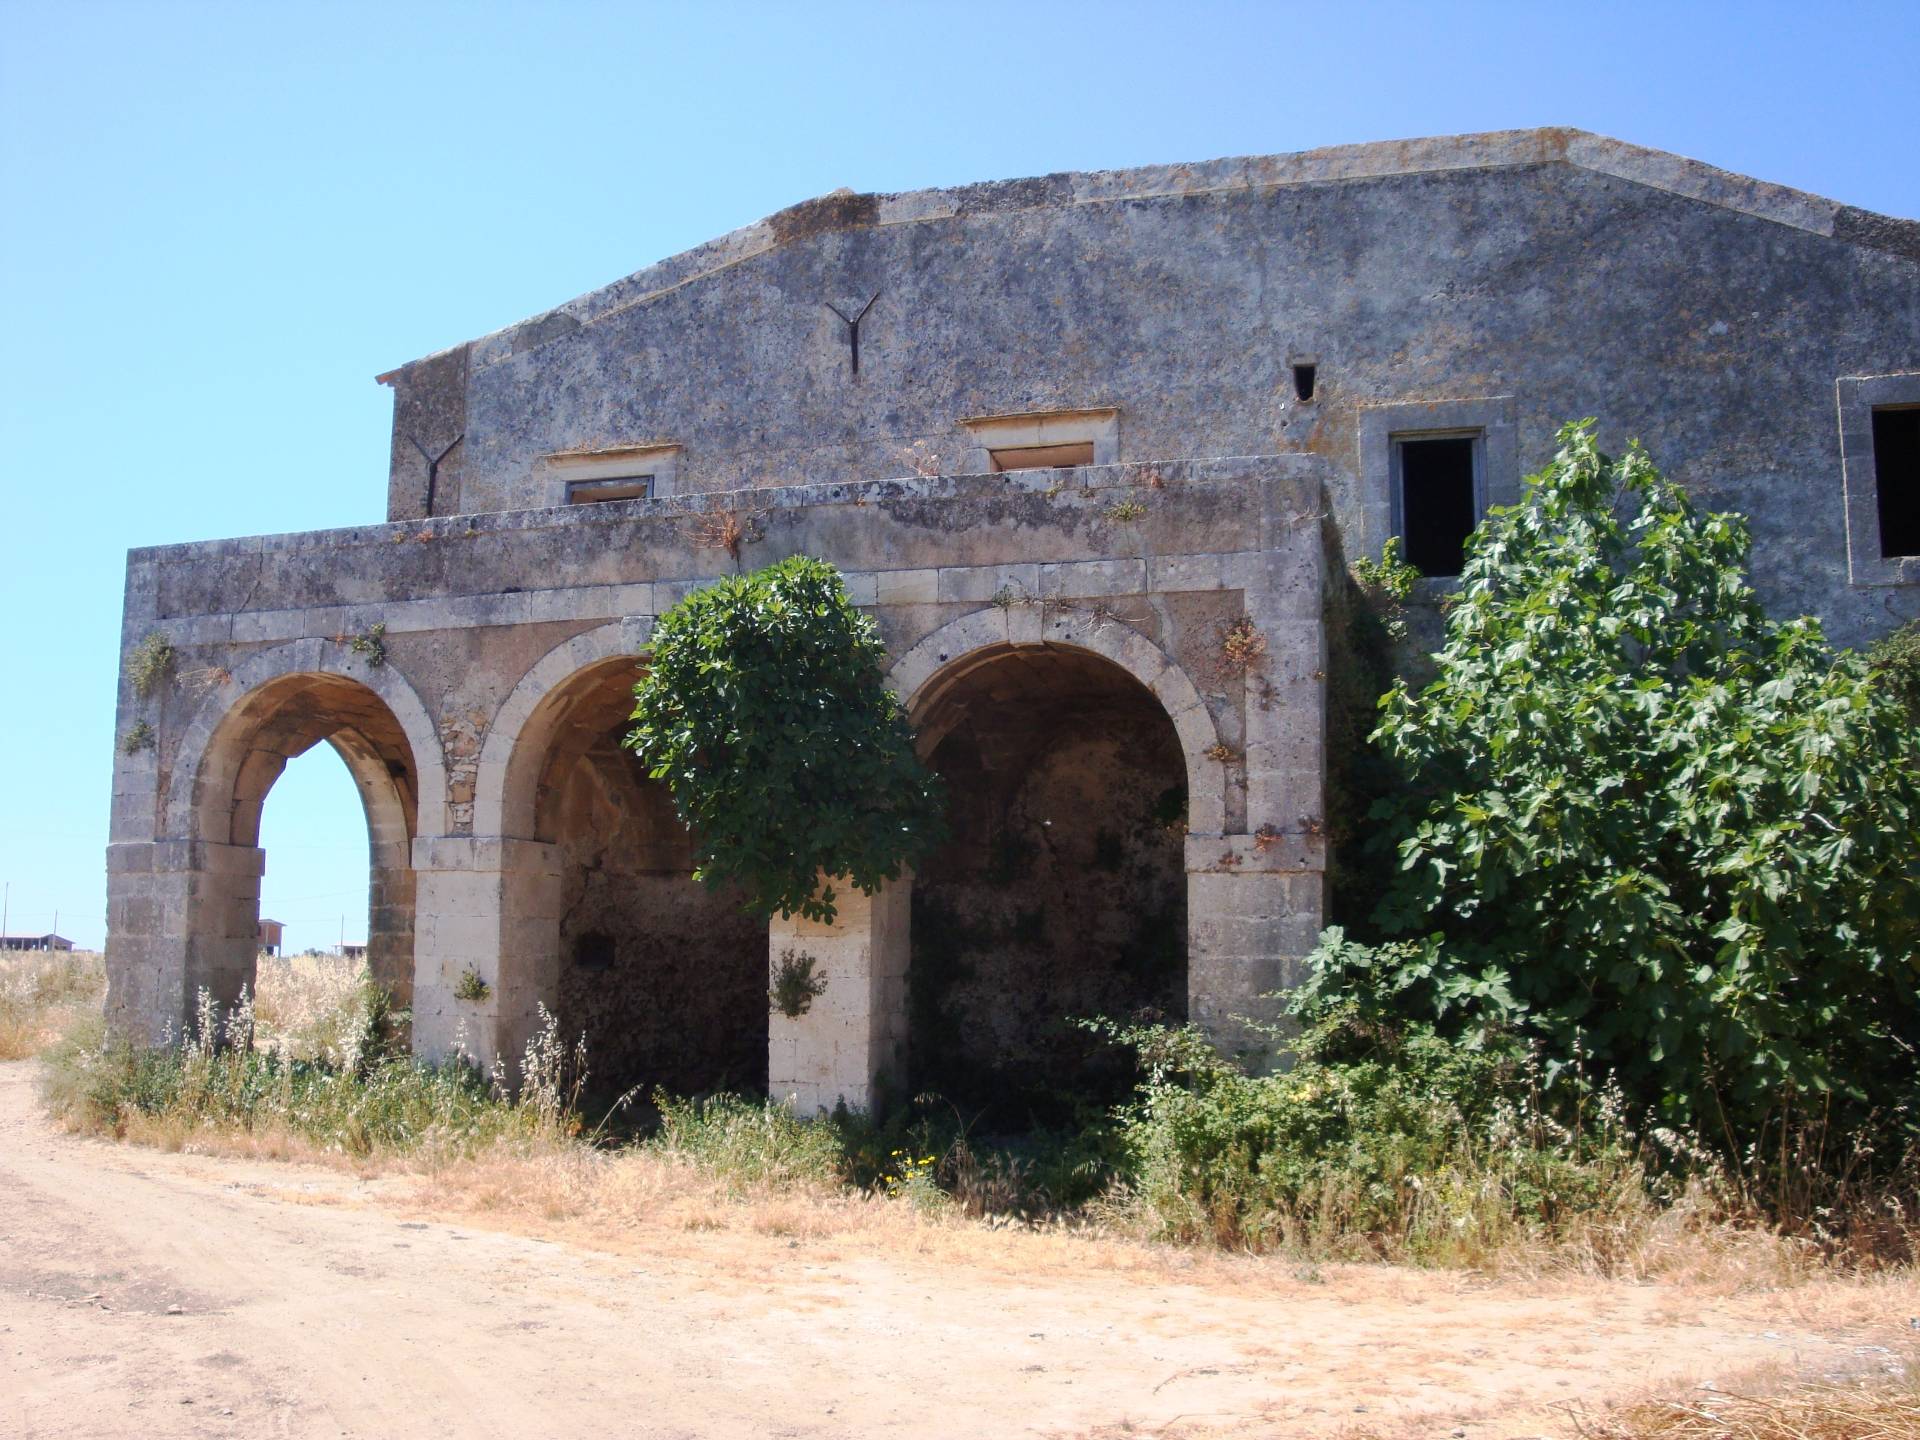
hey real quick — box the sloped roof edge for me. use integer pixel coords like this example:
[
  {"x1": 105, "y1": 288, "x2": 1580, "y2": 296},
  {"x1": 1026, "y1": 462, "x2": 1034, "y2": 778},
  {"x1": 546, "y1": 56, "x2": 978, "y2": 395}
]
[{"x1": 377, "y1": 127, "x2": 1919, "y2": 384}]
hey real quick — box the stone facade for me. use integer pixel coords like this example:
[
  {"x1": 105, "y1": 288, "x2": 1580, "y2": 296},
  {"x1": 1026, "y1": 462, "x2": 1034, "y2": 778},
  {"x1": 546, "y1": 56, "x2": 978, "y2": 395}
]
[{"x1": 106, "y1": 129, "x2": 1918, "y2": 1111}]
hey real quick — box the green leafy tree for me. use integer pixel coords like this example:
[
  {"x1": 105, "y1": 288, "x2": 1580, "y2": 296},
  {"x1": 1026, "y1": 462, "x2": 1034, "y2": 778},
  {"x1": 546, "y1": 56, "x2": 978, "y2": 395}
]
[
  {"x1": 627, "y1": 555, "x2": 945, "y2": 922},
  {"x1": 1298, "y1": 422, "x2": 1920, "y2": 1143}
]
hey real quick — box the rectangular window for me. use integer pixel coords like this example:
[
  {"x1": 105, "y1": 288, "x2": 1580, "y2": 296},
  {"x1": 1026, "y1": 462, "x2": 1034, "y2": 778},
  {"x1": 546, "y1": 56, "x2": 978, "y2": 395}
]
[
  {"x1": 565, "y1": 475, "x2": 653, "y2": 504},
  {"x1": 960, "y1": 408, "x2": 1119, "y2": 473},
  {"x1": 1874, "y1": 406, "x2": 1920, "y2": 559},
  {"x1": 988, "y1": 441, "x2": 1096, "y2": 472},
  {"x1": 1394, "y1": 435, "x2": 1480, "y2": 577}
]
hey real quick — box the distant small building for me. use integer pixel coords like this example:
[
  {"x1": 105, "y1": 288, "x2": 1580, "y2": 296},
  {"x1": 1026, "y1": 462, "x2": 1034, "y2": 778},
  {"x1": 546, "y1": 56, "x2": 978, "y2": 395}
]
[
  {"x1": 341, "y1": 943, "x2": 367, "y2": 962},
  {"x1": 1, "y1": 934, "x2": 75, "y2": 952},
  {"x1": 257, "y1": 919, "x2": 284, "y2": 956}
]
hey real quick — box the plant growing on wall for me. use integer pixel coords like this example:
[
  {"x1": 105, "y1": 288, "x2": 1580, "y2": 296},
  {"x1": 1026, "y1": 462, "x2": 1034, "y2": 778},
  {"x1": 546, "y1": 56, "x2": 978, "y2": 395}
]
[
  {"x1": 120, "y1": 720, "x2": 156, "y2": 755},
  {"x1": 348, "y1": 622, "x2": 388, "y2": 668},
  {"x1": 126, "y1": 633, "x2": 176, "y2": 698},
  {"x1": 1217, "y1": 616, "x2": 1267, "y2": 674},
  {"x1": 1349, "y1": 535, "x2": 1420, "y2": 642},
  {"x1": 453, "y1": 966, "x2": 490, "y2": 1002},
  {"x1": 626, "y1": 554, "x2": 946, "y2": 922},
  {"x1": 768, "y1": 949, "x2": 828, "y2": 1018},
  {"x1": 1324, "y1": 535, "x2": 1423, "y2": 924},
  {"x1": 1297, "y1": 421, "x2": 1920, "y2": 1148}
]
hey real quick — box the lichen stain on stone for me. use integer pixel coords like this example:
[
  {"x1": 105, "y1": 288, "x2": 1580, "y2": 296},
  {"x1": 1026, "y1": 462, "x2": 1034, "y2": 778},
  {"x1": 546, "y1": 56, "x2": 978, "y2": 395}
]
[{"x1": 769, "y1": 189, "x2": 881, "y2": 247}]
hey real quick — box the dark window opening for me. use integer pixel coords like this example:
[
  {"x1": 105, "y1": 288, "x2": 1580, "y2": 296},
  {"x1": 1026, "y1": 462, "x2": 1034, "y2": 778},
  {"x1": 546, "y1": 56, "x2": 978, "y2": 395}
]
[
  {"x1": 989, "y1": 442, "x2": 1096, "y2": 472},
  {"x1": 566, "y1": 475, "x2": 652, "y2": 504},
  {"x1": 1396, "y1": 435, "x2": 1478, "y2": 577},
  {"x1": 1291, "y1": 363, "x2": 1317, "y2": 402},
  {"x1": 1873, "y1": 406, "x2": 1920, "y2": 559},
  {"x1": 573, "y1": 931, "x2": 615, "y2": 972}
]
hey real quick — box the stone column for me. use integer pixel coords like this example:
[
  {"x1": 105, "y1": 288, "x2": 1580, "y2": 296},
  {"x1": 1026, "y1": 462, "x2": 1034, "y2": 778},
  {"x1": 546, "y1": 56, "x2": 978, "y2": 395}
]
[
  {"x1": 105, "y1": 838, "x2": 265, "y2": 1044},
  {"x1": 767, "y1": 874, "x2": 911, "y2": 1115},
  {"x1": 1181, "y1": 463, "x2": 1329, "y2": 1066},
  {"x1": 411, "y1": 836, "x2": 563, "y2": 1076},
  {"x1": 1184, "y1": 833, "x2": 1325, "y2": 1068},
  {"x1": 365, "y1": 842, "x2": 418, "y2": 1013}
]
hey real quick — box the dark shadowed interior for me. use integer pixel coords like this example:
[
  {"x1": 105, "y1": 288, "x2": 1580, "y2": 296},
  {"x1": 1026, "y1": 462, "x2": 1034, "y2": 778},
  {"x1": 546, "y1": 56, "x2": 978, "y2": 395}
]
[
  {"x1": 526, "y1": 660, "x2": 766, "y2": 1099},
  {"x1": 910, "y1": 645, "x2": 1188, "y2": 1123}
]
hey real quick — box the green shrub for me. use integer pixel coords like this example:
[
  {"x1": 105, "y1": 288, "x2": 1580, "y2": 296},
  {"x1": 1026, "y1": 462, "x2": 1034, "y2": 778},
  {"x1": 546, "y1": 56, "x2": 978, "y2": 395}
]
[
  {"x1": 1868, "y1": 619, "x2": 1920, "y2": 725},
  {"x1": 1097, "y1": 1016, "x2": 1654, "y2": 1259},
  {"x1": 626, "y1": 555, "x2": 946, "y2": 922},
  {"x1": 1298, "y1": 421, "x2": 1920, "y2": 1154},
  {"x1": 648, "y1": 1090, "x2": 847, "y2": 1191}
]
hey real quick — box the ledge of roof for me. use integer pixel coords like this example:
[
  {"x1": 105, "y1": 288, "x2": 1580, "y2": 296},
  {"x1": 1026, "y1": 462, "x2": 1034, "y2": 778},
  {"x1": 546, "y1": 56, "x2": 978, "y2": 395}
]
[{"x1": 376, "y1": 127, "x2": 1919, "y2": 385}]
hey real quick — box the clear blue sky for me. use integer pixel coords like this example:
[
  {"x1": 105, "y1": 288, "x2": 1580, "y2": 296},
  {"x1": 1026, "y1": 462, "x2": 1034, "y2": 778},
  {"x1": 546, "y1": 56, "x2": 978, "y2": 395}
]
[{"x1": 2, "y1": 1, "x2": 1915, "y2": 952}]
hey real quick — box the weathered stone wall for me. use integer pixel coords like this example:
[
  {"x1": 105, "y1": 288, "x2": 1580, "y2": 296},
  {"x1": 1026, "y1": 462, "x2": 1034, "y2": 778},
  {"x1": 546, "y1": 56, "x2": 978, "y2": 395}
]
[
  {"x1": 381, "y1": 128, "x2": 1920, "y2": 651},
  {"x1": 107, "y1": 457, "x2": 1329, "y2": 1102}
]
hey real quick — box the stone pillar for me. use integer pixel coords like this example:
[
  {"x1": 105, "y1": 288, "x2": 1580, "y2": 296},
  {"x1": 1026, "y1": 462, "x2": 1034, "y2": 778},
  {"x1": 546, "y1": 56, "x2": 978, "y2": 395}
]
[
  {"x1": 411, "y1": 836, "x2": 563, "y2": 1076},
  {"x1": 365, "y1": 842, "x2": 417, "y2": 1012},
  {"x1": 1184, "y1": 833, "x2": 1325, "y2": 1068},
  {"x1": 105, "y1": 838, "x2": 265, "y2": 1044},
  {"x1": 1181, "y1": 464, "x2": 1330, "y2": 1065},
  {"x1": 767, "y1": 874, "x2": 911, "y2": 1115}
]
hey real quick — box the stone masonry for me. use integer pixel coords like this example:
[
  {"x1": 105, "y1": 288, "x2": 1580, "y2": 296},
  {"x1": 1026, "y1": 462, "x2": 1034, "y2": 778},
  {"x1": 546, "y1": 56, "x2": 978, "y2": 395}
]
[{"x1": 105, "y1": 129, "x2": 1919, "y2": 1111}]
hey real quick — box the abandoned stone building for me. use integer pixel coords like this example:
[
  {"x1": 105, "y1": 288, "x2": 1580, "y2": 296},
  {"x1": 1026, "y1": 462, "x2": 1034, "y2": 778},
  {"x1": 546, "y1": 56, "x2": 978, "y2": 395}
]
[{"x1": 104, "y1": 128, "x2": 1919, "y2": 1112}]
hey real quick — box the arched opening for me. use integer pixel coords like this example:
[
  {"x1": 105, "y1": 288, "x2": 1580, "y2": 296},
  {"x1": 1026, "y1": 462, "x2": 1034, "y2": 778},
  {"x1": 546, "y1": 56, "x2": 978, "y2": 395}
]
[
  {"x1": 908, "y1": 643, "x2": 1189, "y2": 1122},
  {"x1": 257, "y1": 744, "x2": 372, "y2": 958},
  {"x1": 503, "y1": 656, "x2": 766, "y2": 1100},
  {"x1": 186, "y1": 671, "x2": 419, "y2": 1017}
]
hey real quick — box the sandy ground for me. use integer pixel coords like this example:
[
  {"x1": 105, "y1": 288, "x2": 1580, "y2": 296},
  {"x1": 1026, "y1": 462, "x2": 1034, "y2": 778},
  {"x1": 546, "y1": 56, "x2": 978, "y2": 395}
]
[{"x1": 0, "y1": 1061, "x2": 1910, "y2": 1440}]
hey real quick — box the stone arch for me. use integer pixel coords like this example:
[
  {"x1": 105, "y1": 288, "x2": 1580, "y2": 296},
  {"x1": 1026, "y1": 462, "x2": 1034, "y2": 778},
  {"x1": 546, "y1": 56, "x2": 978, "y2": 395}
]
[
  {"x1": 886, "y1": 608, "x2": 1226, "y2": 834},
  {"x1": 165, "y1": 638, "x2": 448, "y2": 843},
  {"x1": 886, "y1": 609, "x2": 1221, "y2": 1116},
  {"x1": 468, "y1": 618, "x2": 766, "y2": 1096},
  {"x1": 474, "y1": 618, "x2": 653, "y2": 840},
  {"x1": 159, "y1": 638, "x2": 448, "y2": 1016}
]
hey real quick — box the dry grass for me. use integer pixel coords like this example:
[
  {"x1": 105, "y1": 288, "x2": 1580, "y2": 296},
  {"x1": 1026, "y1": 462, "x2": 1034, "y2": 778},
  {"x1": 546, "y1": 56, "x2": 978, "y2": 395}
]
[
  {"x1": 0, "y1": 947, "x2": 367, "y2": 1064},
  {"x1": 25, "y1": 952, "x2": 1916, "y2": 1299},
  {"x1": 394, "y1": 1137, "x2": 1893, "y2": 1300},
  {"x1": 1561, "y1": 1345, "x2": 1920, "y2": 1439},
  {"x1": 403, "y1": 1141, "x2": 1241, "y2": 1285},
  {"x1": 251, "y1": 951, "x2": 367, "y2": 1059},
  {"x1": 0, "y1": 948, "x2": 105, "y2": 1058}
]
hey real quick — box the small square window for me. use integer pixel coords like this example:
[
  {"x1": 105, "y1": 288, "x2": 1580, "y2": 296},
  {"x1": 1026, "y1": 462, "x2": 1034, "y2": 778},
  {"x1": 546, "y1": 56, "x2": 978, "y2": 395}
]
[
  {"x1": 988, "y1": 442, "x2": 1096, "y2": 472},
  {"x1": 1392, "y1": 433, "x2": 1481, "y2": 578},
  {"x1": 1838, "y1": 374, "x2": 1920, "y2": 586},
  {"x1": 565, "y1": 475, "x2": 652, "y2": 504},
  {"x1": 1872, "y1": 406, "x2": 1920, "y2": 559},
  {"x1": 1360, "y1": 397, "x2": 1517, "y2": 585}
]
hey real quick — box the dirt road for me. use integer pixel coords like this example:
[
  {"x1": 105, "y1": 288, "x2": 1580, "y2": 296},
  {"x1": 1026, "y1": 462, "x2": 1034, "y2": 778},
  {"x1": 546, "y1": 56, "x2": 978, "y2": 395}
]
[{"x1": 0, "y1": 1061, "x2": 1907, "y2": 1439}]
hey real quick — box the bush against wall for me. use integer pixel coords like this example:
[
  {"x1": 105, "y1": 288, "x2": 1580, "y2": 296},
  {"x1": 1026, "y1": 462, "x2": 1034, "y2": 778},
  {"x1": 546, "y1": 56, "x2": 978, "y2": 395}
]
[
  {"x1": 627, "y1": 555, "x2": 945, "y2": 922},
  {"x1": 1868, "y1": 618, "x2": 1920, "y2": 725},
  {"x1": 1298, "y1": 421, "x2": 1920, "y2": 1149}
]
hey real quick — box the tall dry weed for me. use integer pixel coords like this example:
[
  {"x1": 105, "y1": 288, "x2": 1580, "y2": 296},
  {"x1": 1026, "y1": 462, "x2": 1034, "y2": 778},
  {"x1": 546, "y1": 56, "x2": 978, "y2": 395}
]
[
  {"x1": 252, "y1": 951, "x2": 371, "y2": 1061},
  {"x1": 0, "y1": 949, "x2": 105, "y2": 1059}
]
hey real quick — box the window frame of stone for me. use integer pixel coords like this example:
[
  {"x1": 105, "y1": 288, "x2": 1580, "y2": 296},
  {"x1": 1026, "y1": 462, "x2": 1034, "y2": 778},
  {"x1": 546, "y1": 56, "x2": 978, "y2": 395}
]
[
  {"x1": 539, "y1": 443, "x2": 684, "y2": 507},
  {"x1": 1359, "y1": 396, "x2": 1519, "y2": 588},
  {"x1": 958, "y1": 408, "x2": 1119, "y2": 474},
  {"x1": 1838, "y1": 372, "x2": 1920, "y2": 587}
]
